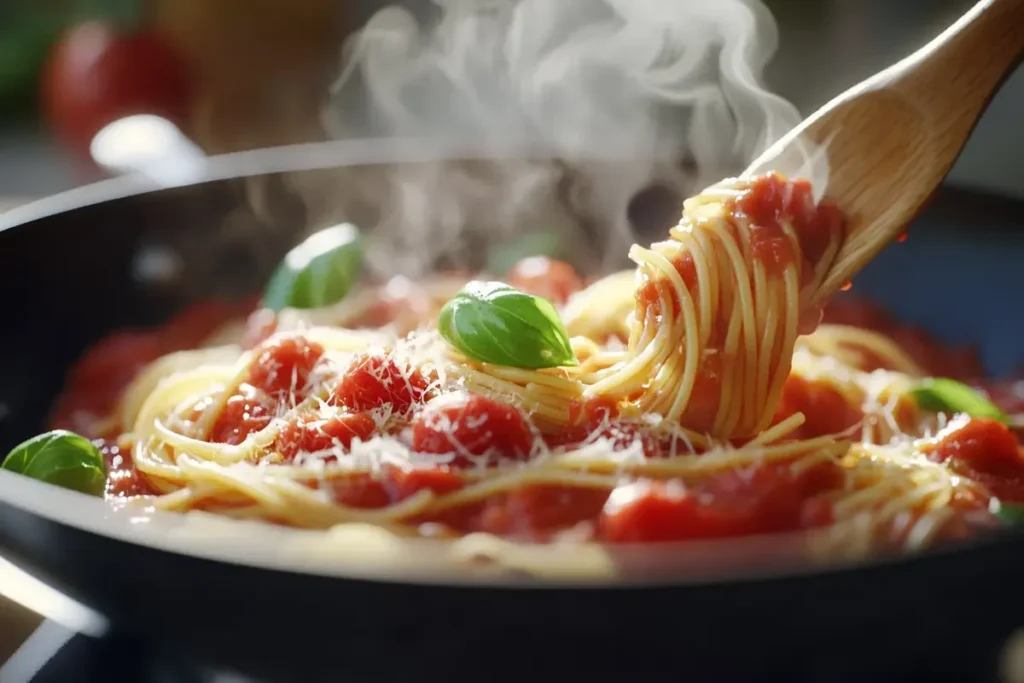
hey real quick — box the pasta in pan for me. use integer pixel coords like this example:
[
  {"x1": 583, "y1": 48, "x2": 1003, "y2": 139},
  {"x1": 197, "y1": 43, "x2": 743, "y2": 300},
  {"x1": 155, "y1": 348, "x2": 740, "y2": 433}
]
[{"x1": 10, "y1": 172, "x2": 1023, "y2": 562}]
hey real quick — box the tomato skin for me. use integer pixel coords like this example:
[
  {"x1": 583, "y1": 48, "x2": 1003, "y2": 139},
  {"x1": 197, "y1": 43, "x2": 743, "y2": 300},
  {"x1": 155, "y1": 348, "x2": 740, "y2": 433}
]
[
  {"x1": 411, "y1": 394, "x2": 534, "y2": 467},
  {"x1": 247, "y1": 335, "x2": 324, "y2": 399},
  {"x1": 505, "y1": 257, "x2": 584, "y2": 306},
  {"x1": 274, "y1": 413, "x2": 377, "y2": 461},
  {"x1": 333, "y1": 355, "x2": 428, "y2": 414},
  {"x1": 42, "y1": 21, "x2": 193, "y2": 161}
]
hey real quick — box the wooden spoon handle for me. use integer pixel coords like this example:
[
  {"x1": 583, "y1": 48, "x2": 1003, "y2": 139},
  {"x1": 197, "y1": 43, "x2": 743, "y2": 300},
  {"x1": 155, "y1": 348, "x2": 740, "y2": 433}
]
[
  {"x1": 889, "y1": 0, "x2": 1024, "y2": 111},
  {"x1": 813, "y1": 0, "x2": 1024, "y2": 302}
]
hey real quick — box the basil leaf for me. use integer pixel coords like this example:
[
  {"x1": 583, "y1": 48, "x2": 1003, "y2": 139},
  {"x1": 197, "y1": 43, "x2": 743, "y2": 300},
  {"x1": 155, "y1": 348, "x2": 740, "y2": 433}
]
[
  {"x1": 995, "y1": 501, "x2": 1024, "y2": 527},
  {"x1": 2, "y1": 430, "x2": 106, "y2": 496},
  {"x1": 486, "y1": 232, "x2": 564, "y2": 276},
  {"x1": 262, "y1": 223, "x2": 363, "y2": 312},
  {"x1": 909, "y1": 378, "x2": 1007, "y2": 422},
  {"x1": 438, "y1": 281, "x2": 578, "y2": 369}
]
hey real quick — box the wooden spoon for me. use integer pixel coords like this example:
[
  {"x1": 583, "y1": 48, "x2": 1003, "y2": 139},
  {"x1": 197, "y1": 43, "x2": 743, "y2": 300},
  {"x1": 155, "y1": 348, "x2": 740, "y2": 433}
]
[{"x1": 743, "y1": 0, "x2": 1024, "y2": 307}]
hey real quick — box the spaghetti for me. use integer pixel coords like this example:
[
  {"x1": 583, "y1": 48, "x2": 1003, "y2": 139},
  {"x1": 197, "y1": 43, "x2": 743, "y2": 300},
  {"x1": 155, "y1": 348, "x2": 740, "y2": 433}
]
[{"x1": 26, "y1": 172, "x2": 1024, "y2": 560}]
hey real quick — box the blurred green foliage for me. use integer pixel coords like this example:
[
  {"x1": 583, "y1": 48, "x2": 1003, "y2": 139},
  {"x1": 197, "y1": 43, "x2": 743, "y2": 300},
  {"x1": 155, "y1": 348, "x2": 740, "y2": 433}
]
[
  {"x1": 0, "y1": 0, "x2": 142, "y2": 123},
  {"x1": 0, "y1": 10, "x2": 66, "y2": 121}
]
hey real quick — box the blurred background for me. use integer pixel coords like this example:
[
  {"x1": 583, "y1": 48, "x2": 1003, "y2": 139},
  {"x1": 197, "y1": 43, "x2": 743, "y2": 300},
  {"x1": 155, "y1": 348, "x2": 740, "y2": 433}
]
[{"x1": 0, "y1": 0, "x2": 1019, "y2": 201}]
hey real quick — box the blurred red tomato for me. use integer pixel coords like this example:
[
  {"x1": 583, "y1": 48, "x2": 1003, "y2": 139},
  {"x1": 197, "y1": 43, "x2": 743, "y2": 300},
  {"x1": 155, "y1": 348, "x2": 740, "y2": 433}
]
[{"x1": 41, "y1": 21, "x2": 193, "y2": 162}]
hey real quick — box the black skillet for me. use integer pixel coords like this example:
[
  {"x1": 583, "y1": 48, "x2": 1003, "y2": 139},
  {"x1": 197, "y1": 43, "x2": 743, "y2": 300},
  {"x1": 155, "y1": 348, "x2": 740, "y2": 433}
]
[{"x1": 1, "y1": 141, "x2": 1023, "y2": 683}]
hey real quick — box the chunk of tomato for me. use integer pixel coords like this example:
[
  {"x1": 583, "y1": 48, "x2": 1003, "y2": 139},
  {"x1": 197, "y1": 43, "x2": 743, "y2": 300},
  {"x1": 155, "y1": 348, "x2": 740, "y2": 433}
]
[
  {"x1": 600, "y1": 480, "x2": 756, "y2": 543},
  {"x1": 600, "y1": 460, "x2": 844, "y2": 543},
  {"x1": 246, "y1": 335, "x2": 324, "y2": 399},
  {"x1": 208, "y1": 383, "x2": 275, "y2": 445},
  {"x1": 333, "y1": 355, "x2": 428, "y2": 414},
  {"x1": 274, "y1": 412, "x2": 377, "y2": 461},
  {"x1": 411, "y1": 394, "x2": 533, "y2": 466},
  {"x1": 926, "y1": 417, "x2": 1024, "y2": 475}
]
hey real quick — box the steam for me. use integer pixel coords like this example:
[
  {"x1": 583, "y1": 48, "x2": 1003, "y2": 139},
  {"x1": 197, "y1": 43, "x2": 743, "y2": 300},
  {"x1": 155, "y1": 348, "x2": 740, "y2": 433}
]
[{"x1": 278, "y1": 0, "x2": 825, "y2": 278}]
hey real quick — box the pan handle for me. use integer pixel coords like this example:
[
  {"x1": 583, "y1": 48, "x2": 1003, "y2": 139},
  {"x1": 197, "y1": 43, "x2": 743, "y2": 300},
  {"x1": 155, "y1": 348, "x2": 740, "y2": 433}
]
[{"x1": 89, "y1": 115, "x2": 208, "y2": 189}]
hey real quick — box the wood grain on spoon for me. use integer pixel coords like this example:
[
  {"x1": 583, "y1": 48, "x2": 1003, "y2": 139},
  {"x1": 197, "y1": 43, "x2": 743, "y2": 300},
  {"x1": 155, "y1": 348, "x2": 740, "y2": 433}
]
[{"x1": 744, "y1": 0, "x2": 1024, "y2": 307}]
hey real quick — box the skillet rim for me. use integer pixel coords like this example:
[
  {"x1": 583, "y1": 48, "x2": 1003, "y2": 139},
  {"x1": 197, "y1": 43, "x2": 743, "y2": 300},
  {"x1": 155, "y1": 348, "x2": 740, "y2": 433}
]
[{"x1": 0, "y1": 136, "x2": 690, "y2": 234}]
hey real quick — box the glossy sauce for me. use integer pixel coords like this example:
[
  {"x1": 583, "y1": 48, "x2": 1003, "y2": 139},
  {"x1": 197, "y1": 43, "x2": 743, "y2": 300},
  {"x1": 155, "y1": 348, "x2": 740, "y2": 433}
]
[{"x1": 100, "y1": 440, "x2": 156, "y2": 498}]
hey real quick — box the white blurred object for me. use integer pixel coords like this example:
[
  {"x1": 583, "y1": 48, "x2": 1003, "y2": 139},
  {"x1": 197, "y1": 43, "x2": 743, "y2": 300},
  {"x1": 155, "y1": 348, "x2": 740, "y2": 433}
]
[
  {"x1": 0, "y1": 555, "x2": 107, "y2": 640},
  {"x1": 90, "y1": 114, "x2": 208, "y2": 188}
]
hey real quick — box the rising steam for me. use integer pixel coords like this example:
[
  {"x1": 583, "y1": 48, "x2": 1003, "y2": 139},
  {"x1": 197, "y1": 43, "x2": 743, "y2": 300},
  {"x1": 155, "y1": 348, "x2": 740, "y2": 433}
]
[{"x1": 279, "y1": 0, "x2": 824, "y2": 278}]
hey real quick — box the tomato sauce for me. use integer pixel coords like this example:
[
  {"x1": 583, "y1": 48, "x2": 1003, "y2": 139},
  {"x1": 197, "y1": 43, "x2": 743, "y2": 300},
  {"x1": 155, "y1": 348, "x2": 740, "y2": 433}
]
[
  {"x1": 51, "y1": 299, "x2": 257, "y2": 437},
  {"x1": 44, "y1": 225, "x2": 1024, "y2": 547},
  {"x1": 736, "y1": 173, "x2": 844, "y2": 271}
]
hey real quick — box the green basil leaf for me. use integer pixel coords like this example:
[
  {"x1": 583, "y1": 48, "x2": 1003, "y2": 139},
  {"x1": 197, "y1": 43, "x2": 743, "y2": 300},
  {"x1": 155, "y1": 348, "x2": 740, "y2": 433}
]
[
  {"x1": 438, "y1": 281, "x2": 578, "y2": 369},
  {"x1": 909, "y1": 378, "x2": 1007, "y2": 422},
  {"x1": 262, "y1": 223, "x2": 364, "y2": 312},
  {"x1": 2, "y1": 430, "x2": 106, "y2": 496},
  {"x1": 995, "y1": 501, "x2": 1024, "y2": 527},
  {"x1": 486, "y1": 232, "x2": 564, "y2": 275}
]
